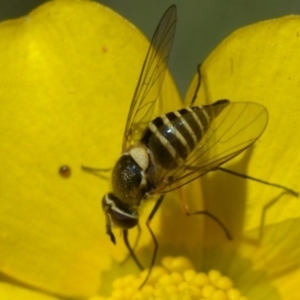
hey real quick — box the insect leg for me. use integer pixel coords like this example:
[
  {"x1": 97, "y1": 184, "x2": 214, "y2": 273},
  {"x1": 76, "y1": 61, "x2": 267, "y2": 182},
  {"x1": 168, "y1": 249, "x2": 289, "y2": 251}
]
[
  {"x1": 81, "y1": 165, "x2": 112, "y2": 180},
  {"x1": 123, "y1": 229, "x2": 144, "y2": 271},
  {"x1": 190, "y1": 64, "x2": 202, "y2": 106},
  {"x1": 81, "y1": 165, "x2": 112, "y2": 172},
  {"x1": 139, "y1": 194, "x2": 165, "y2": 289},
  {"x1": 218, "y1": 167, "x2": 299, "y2": 197},
  {"x1": 178, "y1": 187, "x2": 232, "y2": 240},
  {"x1": 121, "y1": 224, "x2": 142, "y2": 266}
]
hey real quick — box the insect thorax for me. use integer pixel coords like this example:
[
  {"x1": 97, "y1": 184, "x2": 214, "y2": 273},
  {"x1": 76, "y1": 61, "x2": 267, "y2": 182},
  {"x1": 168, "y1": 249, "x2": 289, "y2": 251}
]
[{"x1": 112, "y1": 147, "x2": 150, "y2": 207}]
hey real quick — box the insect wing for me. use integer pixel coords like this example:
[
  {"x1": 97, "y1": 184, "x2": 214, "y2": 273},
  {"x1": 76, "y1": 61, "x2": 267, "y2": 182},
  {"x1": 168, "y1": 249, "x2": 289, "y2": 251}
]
[
  {"x1": 122, "y1": 5, "x2": 177, "y2": 151},
  {"x1": 152, "y1": 102, "x2": 268, "y2": 194}
]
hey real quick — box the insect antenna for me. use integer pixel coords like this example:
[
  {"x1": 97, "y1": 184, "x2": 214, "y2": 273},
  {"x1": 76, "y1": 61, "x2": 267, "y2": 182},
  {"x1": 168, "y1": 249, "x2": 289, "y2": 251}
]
[{"x1": 218, "y1": 167, "x2": 299, "y2": 197}]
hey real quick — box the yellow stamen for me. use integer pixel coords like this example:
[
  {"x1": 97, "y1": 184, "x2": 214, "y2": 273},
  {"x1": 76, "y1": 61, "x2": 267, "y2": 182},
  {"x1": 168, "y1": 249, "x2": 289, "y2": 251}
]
[{"x1": 91, "y1": 256, "x2": 247, "y2": 300}]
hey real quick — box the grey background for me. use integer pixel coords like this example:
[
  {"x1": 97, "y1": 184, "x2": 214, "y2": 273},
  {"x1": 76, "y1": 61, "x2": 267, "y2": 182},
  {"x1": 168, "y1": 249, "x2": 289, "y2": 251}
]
[{"x1": 0, "y1": 0, "x2": 299, "y2": 97}]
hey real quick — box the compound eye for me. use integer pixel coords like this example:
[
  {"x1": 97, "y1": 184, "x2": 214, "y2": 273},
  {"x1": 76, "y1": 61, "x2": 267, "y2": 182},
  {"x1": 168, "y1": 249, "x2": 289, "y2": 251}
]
[{"x1": 110, "y1": 208, "x2": 138, "y2": 229}]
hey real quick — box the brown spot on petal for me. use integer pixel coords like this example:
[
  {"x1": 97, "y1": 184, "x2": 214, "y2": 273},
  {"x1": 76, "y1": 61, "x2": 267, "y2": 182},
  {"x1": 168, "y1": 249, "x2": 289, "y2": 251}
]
[{"x1": 59, "y1": 165, "x2": 71, "y2": 178}]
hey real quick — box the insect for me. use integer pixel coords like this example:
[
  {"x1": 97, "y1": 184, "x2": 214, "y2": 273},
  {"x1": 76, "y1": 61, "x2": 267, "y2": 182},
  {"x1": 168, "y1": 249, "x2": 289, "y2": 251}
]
[
  {"x1": 97, "y1": 4, "x2": 296, "y2": 287},
  {"x1": 103, "y1": 5, "x2": 265, "y2": 246}
]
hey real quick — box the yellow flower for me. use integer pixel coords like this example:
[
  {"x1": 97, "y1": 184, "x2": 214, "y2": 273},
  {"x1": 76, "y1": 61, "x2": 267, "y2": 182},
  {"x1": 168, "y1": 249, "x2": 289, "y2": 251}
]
[
  {"x1": 93, "y1": 219, "x2": 300, "y2": 300},
  {"x1": 0, "y1": 0, "x2": 298, "y2": 299}
]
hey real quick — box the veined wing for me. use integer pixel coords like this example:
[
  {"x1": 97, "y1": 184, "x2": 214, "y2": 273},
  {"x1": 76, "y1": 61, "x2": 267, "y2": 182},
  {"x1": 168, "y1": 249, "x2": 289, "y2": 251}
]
[
  {"x1": 122, "y1": 5, "x2": 177, "y2": 151},
  {"x1": 151, "y1": 101, "x2": 268, "y2": 194}
]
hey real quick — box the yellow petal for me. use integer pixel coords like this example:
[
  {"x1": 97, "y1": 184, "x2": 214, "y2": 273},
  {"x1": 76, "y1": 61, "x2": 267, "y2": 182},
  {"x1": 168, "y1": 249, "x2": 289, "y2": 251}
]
[
  {"x1": 0, "y1": 283, "x2": 60, "y2": 300},
  {"x1": 0, "y1": 0, "x2": 180, "y2": 298},
  {"x1": 185, "y1": 16, "x2": 300, "y2": 239},
  {"x1": 238, "y1": 218, "x2": 300, "y2": 300}
]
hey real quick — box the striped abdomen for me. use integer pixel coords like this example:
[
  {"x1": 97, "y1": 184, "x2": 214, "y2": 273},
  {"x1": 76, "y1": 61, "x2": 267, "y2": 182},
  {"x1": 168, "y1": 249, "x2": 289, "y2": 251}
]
[{"x1": 140, "y1": 99, "x2": 229, "y2": 169}]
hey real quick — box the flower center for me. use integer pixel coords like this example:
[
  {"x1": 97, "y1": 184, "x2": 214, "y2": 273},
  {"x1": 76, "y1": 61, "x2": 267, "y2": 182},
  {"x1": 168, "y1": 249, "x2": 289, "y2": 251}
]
[{"x1": 92, "y1": 256, "x2": 247, "y2": 300}]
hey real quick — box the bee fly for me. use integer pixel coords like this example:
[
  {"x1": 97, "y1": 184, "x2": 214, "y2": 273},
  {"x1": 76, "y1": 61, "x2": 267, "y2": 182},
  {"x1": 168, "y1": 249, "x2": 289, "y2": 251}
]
[
  {"x1": 103, "y1": 4, "x2": 260, "y2": 279},
  {"x1": 84, "y1": 4, "x2": 298, "y2": 288}
]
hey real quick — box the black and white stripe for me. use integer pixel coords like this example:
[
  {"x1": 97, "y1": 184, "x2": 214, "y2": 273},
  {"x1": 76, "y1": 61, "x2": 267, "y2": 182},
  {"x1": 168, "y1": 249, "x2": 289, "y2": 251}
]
[{"x1": 140, "y1": 99, "x2": 229, "y2": 169}]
